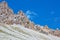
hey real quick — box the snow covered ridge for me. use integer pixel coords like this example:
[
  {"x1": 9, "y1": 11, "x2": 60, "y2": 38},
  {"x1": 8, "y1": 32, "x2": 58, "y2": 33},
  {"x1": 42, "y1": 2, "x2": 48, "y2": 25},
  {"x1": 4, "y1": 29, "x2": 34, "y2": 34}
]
[
  {"x1": 0, "y1": 1, "x2": 60, "y2": 37},
  {"x1": 0, "y1": 23, "x2": 60, "y2": 40}
]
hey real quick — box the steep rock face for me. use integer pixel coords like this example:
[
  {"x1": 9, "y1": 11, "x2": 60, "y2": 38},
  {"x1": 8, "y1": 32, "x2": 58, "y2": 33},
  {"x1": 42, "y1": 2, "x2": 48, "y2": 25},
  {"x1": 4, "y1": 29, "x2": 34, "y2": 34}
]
[
  {"x1": 0, "y1": 1, "x2": 60, "y2": 37},
  {"x1": 52, "y1": 28, "x2": 60, "y2": 37},
  {"x1": 0, "y1": 1, "x2": 35, "y2": 30},
  {"x1": 0, "y1": 1, "x2": 29, "y2": 25}
]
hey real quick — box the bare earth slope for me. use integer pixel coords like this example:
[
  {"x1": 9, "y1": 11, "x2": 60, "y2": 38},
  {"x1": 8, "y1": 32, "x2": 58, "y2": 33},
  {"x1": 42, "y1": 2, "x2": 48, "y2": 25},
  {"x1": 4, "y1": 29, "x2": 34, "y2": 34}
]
[{"x1": 0, "y1": 24, "x2": 60, "y2": 40}]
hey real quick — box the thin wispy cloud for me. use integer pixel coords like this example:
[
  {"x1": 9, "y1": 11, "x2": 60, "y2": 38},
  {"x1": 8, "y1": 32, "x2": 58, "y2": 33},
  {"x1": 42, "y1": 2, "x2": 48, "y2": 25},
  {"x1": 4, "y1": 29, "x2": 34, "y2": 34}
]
[{"x1": 25, "y1": 10, "x2": 39, "y2": 20}]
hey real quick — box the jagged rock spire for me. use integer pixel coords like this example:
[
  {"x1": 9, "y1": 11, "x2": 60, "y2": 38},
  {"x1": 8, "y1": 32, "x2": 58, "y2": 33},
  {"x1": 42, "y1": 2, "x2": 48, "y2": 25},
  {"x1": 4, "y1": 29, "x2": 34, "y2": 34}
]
[
  {"x1": 43, "y1": 25, "x2": 48, "y2": 29},
  {"x1": 18, "y1": 10, "x2": 24, "y2": 16},
  {"x1": 0, "y1": 0, "x2": 60, "y2": 37},
  {"x1": 2, "y1": 0, "x2": 8, "y2": 8}
]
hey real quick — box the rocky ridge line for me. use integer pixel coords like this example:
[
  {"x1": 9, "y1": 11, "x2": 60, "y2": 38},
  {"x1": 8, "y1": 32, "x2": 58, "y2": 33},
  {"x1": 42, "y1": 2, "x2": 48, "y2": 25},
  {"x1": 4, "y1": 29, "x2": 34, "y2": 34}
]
[{"x1": 0, "y1": 1, "x2": 60, "y2": 37}]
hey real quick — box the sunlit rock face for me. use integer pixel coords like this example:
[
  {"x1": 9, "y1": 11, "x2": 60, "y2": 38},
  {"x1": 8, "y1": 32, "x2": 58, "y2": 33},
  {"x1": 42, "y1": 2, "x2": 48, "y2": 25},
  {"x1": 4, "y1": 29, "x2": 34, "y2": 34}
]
[
  {"x1": 0, "y1": 24, "x2": 60, "y2": 40},
  {"x1": 0, "y1": 1, "x2": 60, "y2": 39},
  {"x1": 0, "y1": 1, "x2": 35, "y2": 29},
  {"x1": 0, "y1": 1, "x2": 29, "y2": 25}
]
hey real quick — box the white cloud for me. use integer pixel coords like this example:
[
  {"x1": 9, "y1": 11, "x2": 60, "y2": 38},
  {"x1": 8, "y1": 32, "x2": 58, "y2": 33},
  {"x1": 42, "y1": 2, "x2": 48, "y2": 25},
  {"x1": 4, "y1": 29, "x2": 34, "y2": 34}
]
[
  {"x1": 25, "y1": 10, "x2": 38, "y2": 20},
  {"x1": 27, "y1": 15, "x2": 31, "y2": 19}
]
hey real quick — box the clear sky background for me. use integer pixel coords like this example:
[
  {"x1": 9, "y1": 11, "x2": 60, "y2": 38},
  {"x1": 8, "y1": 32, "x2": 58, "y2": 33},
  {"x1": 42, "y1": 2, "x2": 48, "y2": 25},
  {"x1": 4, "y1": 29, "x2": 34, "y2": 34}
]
[{"x1": 0, "y1": 0, "x2": 60, "y2": 30}]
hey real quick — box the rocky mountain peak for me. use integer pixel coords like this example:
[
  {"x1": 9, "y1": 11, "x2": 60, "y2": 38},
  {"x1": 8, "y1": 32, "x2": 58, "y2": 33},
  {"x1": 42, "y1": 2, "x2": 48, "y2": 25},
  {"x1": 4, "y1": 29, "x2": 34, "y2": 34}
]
[{"x1": 0, "y1": 1, "x2": 60, "y2": 37}]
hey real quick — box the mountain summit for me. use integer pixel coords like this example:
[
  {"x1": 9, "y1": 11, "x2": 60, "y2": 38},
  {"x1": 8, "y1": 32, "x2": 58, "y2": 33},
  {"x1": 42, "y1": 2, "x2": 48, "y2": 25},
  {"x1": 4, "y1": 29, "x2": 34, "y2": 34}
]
[{"x1": 0, "y1": 1, "x2": 60, "y2": 40}]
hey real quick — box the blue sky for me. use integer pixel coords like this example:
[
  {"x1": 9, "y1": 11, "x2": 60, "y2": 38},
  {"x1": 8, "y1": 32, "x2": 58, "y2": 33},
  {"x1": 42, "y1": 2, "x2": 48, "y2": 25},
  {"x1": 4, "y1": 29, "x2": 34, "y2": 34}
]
[{"x1": 0, "y1": 0, "x2": 60, "y2": 30}]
